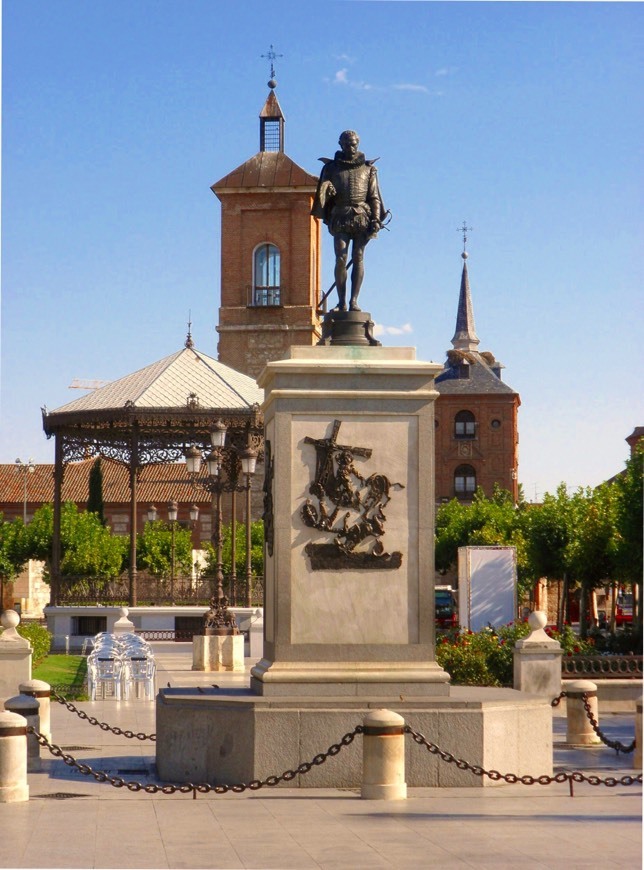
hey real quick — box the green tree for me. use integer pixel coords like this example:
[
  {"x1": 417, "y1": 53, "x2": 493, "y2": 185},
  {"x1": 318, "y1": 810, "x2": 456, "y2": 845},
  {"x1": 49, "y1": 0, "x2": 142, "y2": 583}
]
[
  {"x1": 87, "y1": 457, "x2": 105, "y2": 525},
  {"x1": 435, "y1": 487, "x2": 530, "y2": 598},
  {"x1": 611, "y1": 444, "x2": 643, "y2": 626},
  {"x1": 136, "y1": 520, "x2": 193, "y2": 578},
  {"x1": 0, "y1": 515, "x2": 30, "y2": 607},
  {"x1": 24, "y1": 502, "x2": 127, "y2": 580},
  {"x1": 203, "y1": 521, "x2": 264, "y2": 577},
  {"x1": 524, "y1": 484, "x2": 573, "y2": 629}
]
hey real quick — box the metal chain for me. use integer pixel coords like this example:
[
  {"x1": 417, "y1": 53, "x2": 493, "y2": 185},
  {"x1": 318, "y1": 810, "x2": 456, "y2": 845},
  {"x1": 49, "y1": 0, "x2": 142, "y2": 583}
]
[
  {"x1": 580, "y1": 692, "x2": 636, "y2": 755},
  {"x1": 51, "y1": 690, "x2": 156, "y2": 742},
  {"x1": 404, "y1": 725, "x2": 642, "y2": 795},
  {"x1": 28, "y1": 724, "x2": 364, "y2": 797},
  {"x1": 551, "y1": 691, "x2": 568, "y2": 707}
]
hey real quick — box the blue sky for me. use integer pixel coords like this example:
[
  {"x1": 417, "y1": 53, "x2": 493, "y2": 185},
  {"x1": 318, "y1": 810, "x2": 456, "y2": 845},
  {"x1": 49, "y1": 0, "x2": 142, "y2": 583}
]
[{"x1": 2, "y1": 1, "x2": 642, "y2": 500}]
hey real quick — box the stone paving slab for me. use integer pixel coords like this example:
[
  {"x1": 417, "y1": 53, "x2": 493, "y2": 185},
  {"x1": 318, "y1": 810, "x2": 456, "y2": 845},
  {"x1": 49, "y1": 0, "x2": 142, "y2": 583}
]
[{"x1": 1, "y1": 643, "x2": 640, "y2": 868}]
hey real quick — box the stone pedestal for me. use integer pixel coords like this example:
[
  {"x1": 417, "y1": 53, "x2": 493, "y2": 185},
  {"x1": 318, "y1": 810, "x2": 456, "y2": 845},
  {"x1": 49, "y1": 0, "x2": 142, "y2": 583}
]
[
  {"x1": 192, "y1": 635, "x2": 245, "y2": 672},
  {"x1": 513, "y1": 611, "x2": 563, "y2": 698},
  {"x1": 252, "y1": 346, "x2": 449, "y2": 697},
  {"x1": 0, "y1": 611, "x2": 32, "y2": 702},
  {"x1": 112, "y1": 607, "x2": 135, "y2": 635}
]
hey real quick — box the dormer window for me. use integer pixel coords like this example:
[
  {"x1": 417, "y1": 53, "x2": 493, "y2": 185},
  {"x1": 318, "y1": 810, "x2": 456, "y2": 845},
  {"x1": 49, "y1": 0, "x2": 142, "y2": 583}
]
[
  {"x1": 454, "y1": 410, "x2": 476, "y2": 439},
  {"x1": 253, "y1": 244, "x2": 281, "y2": 306}
]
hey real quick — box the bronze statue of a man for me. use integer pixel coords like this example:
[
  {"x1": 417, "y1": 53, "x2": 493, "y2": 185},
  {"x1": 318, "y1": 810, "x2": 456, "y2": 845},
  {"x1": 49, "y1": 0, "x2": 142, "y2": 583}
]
[{"x1": 312, "y1": 131, "x2": 387, "y2": 312}]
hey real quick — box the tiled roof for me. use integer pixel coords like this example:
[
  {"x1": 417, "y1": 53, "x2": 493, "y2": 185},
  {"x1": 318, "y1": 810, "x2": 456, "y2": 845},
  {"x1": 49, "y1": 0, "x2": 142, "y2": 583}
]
[
  {"x1": 0, "y1": 459, "x2": 224, "y2": 507},
  {"x1": 435, "y1": 351, "x2": 517, "y2": 396},
  {"x1": 211, "y1": 151, "x2": 318, "y2": 192},
  {"x1": 49, "y1": 346, "x2": 262, "y2": 416}
]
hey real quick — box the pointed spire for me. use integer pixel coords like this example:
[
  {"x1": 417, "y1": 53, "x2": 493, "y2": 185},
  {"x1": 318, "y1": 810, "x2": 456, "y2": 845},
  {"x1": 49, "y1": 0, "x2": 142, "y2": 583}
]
[
  {"x1": 185, "y1": 312, "x2": 194, "y2": 349},
  {"x1": 451, "y1": 251, "x2": 480, "y2": 352}
]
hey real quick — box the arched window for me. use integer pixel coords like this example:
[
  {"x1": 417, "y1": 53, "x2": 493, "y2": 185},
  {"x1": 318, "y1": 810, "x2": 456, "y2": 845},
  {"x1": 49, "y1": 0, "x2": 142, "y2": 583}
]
[
  {"x1": 454, "y1": 464, "x2": 476, "y2": 496},
  {"x1": 253, "y1": 243, "x2": 281, "y2": 306},
  {"x1": 454, "y1": 410, "x2": 476, "y2": 439}
]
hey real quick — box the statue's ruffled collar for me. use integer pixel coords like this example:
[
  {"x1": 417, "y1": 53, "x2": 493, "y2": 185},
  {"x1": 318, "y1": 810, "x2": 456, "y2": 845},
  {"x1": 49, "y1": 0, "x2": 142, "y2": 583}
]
[{"x1": 333, "y1": 150, "x2": 366, "y2": 167}]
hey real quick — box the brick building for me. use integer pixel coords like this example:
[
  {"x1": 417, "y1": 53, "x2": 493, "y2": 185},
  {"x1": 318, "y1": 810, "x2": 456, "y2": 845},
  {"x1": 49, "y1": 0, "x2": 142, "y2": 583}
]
[
  {"x1": 211, "y1": 82, "x2": 322, "y2": 379},
  {"x1": 434, "y1": 252, "x2": 520, "y2": 503}
]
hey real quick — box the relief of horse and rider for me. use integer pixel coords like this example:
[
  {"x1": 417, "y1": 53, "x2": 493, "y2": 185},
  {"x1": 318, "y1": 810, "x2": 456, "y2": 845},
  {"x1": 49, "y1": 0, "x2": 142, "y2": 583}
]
[{"x1": 301, "y1": 420, "x2": 404, "y2": 570}]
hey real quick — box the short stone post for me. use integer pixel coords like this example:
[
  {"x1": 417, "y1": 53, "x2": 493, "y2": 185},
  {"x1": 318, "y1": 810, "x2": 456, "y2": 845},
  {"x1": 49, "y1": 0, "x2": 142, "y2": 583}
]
[
  {"x1": 634, "y1": 697, "x2": 642, "y2": 770},
  {"x1": 513, "y1": 611, "x2": 563, "y2": 698},
  {"x1": 565, "y1": 680, "x2": 600, "y2": 746},
  {"x1": 0, "y1": 610, "x2": 32, "y2": 700},
  {"x1": 4, "y1": 694, "x2": 41, "y2": 771},
  {"x1": 20, "y1": 680, "x2": 52, "y2": 744},
  {"x1": 113, "y1": 607, "x2": 135, "y2": 636},
  {"x1": 361, "y1": 709, "x2": 407, "y2": 800},
  {"x1": 0, "y1": 711, "x2": 29, "y2": 802}
]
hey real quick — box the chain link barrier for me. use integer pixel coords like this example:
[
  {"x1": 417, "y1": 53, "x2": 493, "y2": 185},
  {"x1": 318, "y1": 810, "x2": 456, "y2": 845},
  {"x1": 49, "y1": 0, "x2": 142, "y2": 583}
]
[
  {"x1": 27, "y1": 725, "x2": 363, "y2": 798},
  {"x1": 52, "y1": 690, "x2": 156, "y2": 742},
  {"x1": 580, "y1": 692, "x2": 636, "y2": 755},
  {"x1": 44, "y1": 693, "x2": 641, "y2": 799},
  {"x1": 404, "y1": 724, "x2": 642, "y2": 797}
]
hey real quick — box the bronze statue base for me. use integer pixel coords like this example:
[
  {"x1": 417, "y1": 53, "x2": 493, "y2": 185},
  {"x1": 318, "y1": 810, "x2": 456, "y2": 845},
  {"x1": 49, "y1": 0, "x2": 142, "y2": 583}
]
[{"x1": 318, "y1": 310, "x2": 381, "y2": 347}]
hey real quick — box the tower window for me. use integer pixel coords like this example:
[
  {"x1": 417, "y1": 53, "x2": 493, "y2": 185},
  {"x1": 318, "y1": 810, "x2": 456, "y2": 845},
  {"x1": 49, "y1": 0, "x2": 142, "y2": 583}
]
[
  {"x1": 253, "y1": 244, "x2": 281, "y2": 306},
  {"x1": 454, "y1": 464, "x2": 476, "y2": 496},
  {"x1": 454, "y1": 410, "x2": 476, "y2": 439}
]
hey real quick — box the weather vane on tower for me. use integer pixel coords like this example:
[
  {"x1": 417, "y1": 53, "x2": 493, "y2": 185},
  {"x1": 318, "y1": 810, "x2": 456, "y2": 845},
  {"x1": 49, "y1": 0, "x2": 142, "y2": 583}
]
[
  {"x1": 261, "y1": 44, "x2": 283, "y2": 88},
  {"x1": 457, "y1": 221, "x2": 473, "y2": 257}
]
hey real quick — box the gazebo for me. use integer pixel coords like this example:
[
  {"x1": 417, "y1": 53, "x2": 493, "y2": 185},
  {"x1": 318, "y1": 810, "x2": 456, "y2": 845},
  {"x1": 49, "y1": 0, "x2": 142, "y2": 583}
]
[{"x1": 42, "y1": 336, "x2": 263, "y2": 606}]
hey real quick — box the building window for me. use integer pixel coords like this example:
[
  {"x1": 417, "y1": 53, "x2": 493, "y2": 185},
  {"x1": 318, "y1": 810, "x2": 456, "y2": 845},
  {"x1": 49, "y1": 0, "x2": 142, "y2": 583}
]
[
  {"x1": 454, "y1": 410, "x2": 476, "y2": 439},
  {"x1": 253, "y1": 244, "x2": 281, "y2": 306},
  {"x1": 454, "y1": 464, "x2": 476, "y2": 496}
]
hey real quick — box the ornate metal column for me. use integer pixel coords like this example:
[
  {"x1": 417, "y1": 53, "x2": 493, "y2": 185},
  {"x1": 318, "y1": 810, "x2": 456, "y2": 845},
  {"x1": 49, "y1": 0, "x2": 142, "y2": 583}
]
[
  {"x1": 50, "y1": 436, "x2": 65, "y2": 607},
  {"x1": 128, "y1": 430, "x2": 139, "y2": 607}
]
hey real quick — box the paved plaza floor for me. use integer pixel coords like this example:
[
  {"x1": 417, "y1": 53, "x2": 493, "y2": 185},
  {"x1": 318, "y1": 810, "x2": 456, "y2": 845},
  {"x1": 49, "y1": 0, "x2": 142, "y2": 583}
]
[{"x1": 1, "y1": 643, "x2": 641, "y2": 869}]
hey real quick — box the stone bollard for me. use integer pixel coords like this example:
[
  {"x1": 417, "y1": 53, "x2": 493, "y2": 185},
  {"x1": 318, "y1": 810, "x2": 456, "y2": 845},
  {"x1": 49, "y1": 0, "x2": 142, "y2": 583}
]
[
  {"x1": 0, "y1": 711, "x2": 29, "y2": 802},
  {"x1": 4, "y1": 694, "x2": 41, "y2": 771},
  {"x1": 0, "y1": 609, "x2": 32, "y2": 700},
  {"x1": 361, "y1": 709, "x2": 407, "y2": 800},
  {"x1": 513, "y1": 611, "x2": 563, "y2": 698},
  {"x1": 20, "y1": 680, "x2": 52, "y2": 744},
  {"x1": 565, "y1": 680, "x2": 600, "y2": 746},
  {"x1": 635, "y1": 697, "x2": 642, "y2": 770}
]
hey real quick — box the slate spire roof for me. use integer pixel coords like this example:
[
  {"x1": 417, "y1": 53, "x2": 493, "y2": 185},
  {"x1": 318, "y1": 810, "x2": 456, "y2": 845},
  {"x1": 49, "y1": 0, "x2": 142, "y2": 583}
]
[
  {"x1": 451, "y1": 253, "x2": 480, "y2": 352},
  {"x1": 435, "y1": 251, "x2": 517, "y2": 396}
]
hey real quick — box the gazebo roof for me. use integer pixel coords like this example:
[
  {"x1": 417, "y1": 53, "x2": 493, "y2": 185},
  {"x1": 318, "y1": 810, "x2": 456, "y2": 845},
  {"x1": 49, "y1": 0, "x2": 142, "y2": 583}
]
[
  {"x1": 48, "y1": 345, "x2": 262, "y2": 417},
  {"x1": 42, "y1": 344, "x2": 264, "y2": 466}
]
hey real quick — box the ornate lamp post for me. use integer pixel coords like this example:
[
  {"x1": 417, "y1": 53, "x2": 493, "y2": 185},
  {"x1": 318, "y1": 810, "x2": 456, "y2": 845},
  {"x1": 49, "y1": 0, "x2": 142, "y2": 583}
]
[
  {"x1": 168, "y1": 500, "x2": 178, "y2": 605},
  {"x1": 185, "y1": 423, "x2": 238, "y2": 634},
  {"x1": 15, "y1": 458, "x2": 36, "y2": 524},
  {"x1": 239, "y1": 447, "x2": 258, "y2": 606}
]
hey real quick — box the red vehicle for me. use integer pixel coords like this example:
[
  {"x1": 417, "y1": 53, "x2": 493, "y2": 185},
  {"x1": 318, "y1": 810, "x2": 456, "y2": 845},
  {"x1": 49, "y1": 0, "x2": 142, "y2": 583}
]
[
  {"x1": 435, "y1": 586, "x2": 458, "y2": 629},
  {"x1": 615, "y1": 592, "x2": 633, "y2": 627}
]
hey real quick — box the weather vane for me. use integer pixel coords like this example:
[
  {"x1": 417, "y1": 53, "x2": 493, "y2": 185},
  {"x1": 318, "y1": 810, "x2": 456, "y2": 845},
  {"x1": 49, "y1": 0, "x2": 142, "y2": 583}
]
[
  {"x1": 185, "y1": 310, "x2": 194, "y2": 349},
  {"x1": 261, "y1": 44, "x2": 283, "y2": 83},
  {"x1": 457, "y1": 221, "x2": 473, "y2": 254}
]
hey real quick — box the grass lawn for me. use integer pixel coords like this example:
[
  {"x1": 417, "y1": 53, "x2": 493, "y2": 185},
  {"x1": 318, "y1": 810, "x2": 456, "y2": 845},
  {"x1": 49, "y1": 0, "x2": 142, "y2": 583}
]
[{"x1": 33, "y1": 655, "x2": 88, "y2": 698}]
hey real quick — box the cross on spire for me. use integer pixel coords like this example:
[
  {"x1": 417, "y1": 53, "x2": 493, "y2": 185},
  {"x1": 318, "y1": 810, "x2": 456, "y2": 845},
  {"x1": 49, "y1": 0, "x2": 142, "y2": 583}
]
[
  {"x1": 261, "y1": 44, "x2": 283, "y2": 84},
  {"x1": 457, "y1": 221, "x2": 473, "y2": 254}
]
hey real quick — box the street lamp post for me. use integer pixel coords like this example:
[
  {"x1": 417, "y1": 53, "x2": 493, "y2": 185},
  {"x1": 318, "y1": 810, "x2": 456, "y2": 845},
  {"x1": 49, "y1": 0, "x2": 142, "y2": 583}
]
[
  {"x1": 168, "y1": 500, "x2": 178, "y2": 605},
  {"x1": 15, "y1": 458, "x2": 36, "y2": 524},
  {"x1": 239, "y1": 447, "x2": 258, "y2": 607}
]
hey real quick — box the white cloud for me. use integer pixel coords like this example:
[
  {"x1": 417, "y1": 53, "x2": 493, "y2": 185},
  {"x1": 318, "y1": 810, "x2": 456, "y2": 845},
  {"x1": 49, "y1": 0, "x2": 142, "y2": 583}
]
[
  {"x1": 435, "y1": 66, "x2": 458, "y2": 77},
  {"x1": 393, "y1": 83, "x2": 429, "y2": 93},
  {"x1": 373, "y1": 322, "x2": 413, "y2": 336},
  {"x1": 332, "y1": 69, "x2": 426, "y2": 94}
]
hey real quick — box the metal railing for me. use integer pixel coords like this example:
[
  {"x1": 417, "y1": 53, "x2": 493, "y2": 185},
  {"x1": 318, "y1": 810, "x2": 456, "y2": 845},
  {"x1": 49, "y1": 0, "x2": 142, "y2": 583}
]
[{"x1": 562, "y1": 655, "x2": 643, "y2": 680}]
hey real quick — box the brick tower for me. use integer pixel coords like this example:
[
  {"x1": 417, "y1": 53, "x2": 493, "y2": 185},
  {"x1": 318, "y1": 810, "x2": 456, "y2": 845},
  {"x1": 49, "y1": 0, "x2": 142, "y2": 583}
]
[
  {"x1": 211, "y1": 79, "x2": 322, "y2": 379},
  {"x1": 434, "y1": 249, "x2": 520, "y2": 503}
]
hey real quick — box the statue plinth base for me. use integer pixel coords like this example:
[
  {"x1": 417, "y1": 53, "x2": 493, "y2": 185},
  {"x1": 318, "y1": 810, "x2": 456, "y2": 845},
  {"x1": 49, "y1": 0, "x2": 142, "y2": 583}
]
[{"x1": 318, "y1": 310, "x2": 381, "y2": 347}]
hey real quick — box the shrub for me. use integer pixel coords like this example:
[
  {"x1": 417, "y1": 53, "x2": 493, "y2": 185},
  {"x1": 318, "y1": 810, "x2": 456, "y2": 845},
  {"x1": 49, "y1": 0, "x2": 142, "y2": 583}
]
[
  {"x1": 16, "y1": 622, "x2": 52, "y2": 666},
  {"x1": 437, "y1": 621, "x2": 595, "y2": 687}
]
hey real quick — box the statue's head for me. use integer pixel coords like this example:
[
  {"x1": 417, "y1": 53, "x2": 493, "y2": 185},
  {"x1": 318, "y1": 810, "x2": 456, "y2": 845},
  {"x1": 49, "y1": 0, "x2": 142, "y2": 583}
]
[{"x1": 338, "y1": 130, "x2": 359, "y2": 154}]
